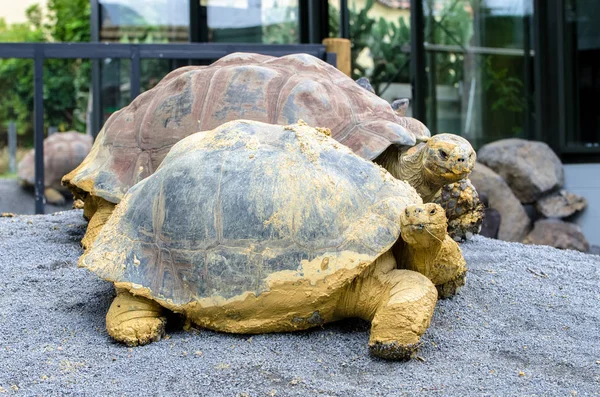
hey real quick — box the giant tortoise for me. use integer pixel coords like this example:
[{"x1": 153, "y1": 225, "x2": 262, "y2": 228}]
[
  {"x1": 18, "y1": 131, "x2": 92, "y2": 205},
  {"x1": 63, "y1": 52, "x2": 478, "y2": 247},
  {"x1": 79, "y1": 120, "x2": 467, "y2": 359}
]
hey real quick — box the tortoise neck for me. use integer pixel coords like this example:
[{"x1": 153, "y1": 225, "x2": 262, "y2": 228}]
[
  {"x1": 400, "y1": 240, "x2": 443, "y2": 279},
  {"x1": 375, "y1": 144, "x2": 436, "y2": 201}
]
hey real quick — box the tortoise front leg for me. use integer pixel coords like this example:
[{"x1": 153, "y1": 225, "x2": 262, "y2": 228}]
[
  {"x1": 81, "y1": 196, "x2": 116, "y2": 251},
  {"x1": 44, "y1": 187, "x2": 66, "y2": 206},
  {"x1": 367, "y1": 269, "x2": 437, "y2": 360},
  {"x1": 433, "y1": 178, "x2": 484, "y2": 241},
  {"x1": 106, "y1": 288, "x2": 166, "y2": 346},
  {"x1": 336, "y1": 251, "x2": 437, "y2": 360}
]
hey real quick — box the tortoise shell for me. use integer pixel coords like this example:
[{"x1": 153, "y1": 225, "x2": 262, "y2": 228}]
[
  {"x1": 64, "y1": 52, "x2": 430, "y2": 204},
  {"x1": 18, "y1": 131, "x2": 92, "y2": 191},
  {"x1": 80, "y1": 120, "x2": 422, "y2": 306}
]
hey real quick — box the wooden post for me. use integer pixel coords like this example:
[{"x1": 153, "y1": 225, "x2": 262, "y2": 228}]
[
  {"x1": 322, "y1": 38, "x2": 351, "y2": 77},
  {"x1": 8, "y1": 122, "x2": 17, "y2": 174}
]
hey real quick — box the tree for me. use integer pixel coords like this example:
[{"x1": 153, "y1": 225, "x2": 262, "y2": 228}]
[{"x1": 0, "y1": 0, "x2": 90, "y2": 144}]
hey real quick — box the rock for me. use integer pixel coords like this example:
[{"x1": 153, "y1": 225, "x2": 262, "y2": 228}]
[
  {"x1": 590, "y1": 245, "x2": 600, "y2": 256},
  {"x1": 469, "y1": 163, "x2": 531, "y2": 242},
  {"x1": 536, "y1": 190, "x2": 587, "y2": 218},
  {"x1": 478, "y1": 194, "x2": 501, "y2": 239},
  {"x1": 480, "y1": 208, "x2": 501, "y2": 239},
  {"x1": 523, "y1": 219, "x2": 590, "y2": 252},
  {"x1": 478, "y1": 139, "x2": 564, "y2": 204}
]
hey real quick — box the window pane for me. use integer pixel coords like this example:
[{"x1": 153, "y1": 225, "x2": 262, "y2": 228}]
[
  {"x1": 329, "y1": 0, "x2": 412, "y2": 105},
  {"x1": 422, "y1": 0, "x2": 534, "y2": 149},
  {"x1": 201, "y1": 0, "x2": 299, "y2": 43},
  {"x1": 565, "y1": 0, "x2": 600, "y2": 148},
  {"x1": 99, "y1": 0, "x2": 189, "y2": 42}
]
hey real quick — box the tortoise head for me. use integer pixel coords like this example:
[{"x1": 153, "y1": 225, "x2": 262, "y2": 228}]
[
  {"x1": 422, "y1": 134, "x2": 475, "y2": 184},
  {"x1": 391, "y1": 98, "x2": 409, "y2": 117},
  {"x1": 400, "y1": 203, "x2": 447, "y2": 248}
]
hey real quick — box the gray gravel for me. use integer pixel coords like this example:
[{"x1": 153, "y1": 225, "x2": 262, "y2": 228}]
[
  {"x1": 1, "y1": 210, "x2": 599, "y2": 396},
  {"x1": 0, "y1": 179, "x2": 72, "y2": 215}
]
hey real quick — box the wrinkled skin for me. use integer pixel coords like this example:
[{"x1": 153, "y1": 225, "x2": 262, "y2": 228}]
[{"x1": 396, "y1": 203, "x2": 467, "y2": 297}]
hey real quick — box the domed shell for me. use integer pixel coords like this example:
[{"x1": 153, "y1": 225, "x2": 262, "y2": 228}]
[
  {"x1": 18, "y1": 131, "x2": 92, "y2": 190},
  {"x1": 63, "y1": 52, "x2": 430, "y2": 204},
  {"x1": 80, "y1": 120, "x2": 422, "y2": 307}
]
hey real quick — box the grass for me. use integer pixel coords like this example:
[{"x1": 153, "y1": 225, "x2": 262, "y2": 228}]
[{"x1": 0, "y1": 146, "x2": 29, "y2": 177}]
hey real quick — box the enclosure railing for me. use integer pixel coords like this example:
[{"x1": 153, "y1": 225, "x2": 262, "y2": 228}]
[{"x1": 0, "y1": 42, "x2": 336, "y2": 214}]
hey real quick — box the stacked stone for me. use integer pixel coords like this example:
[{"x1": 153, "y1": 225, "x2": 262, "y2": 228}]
[{"x1": 470, "y1": 138, "x2": 589, "y2": 252}]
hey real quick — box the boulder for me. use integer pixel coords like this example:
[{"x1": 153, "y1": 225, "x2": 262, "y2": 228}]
[
  {"x1": 480, "y1": 207, "x2": 501, "y2": 239},
  {"x1": 470, "y1": 162, "x2": 531, "y2": 242},
  {"x1": 478, "y1": 139, "x2": 564, "y2": 204},
  {"x1": 535, "y1": 190, "x2": 587, "y2": 218},
  {"x1": 523, "y1": 219, "x2": 590, "y2": 252}
]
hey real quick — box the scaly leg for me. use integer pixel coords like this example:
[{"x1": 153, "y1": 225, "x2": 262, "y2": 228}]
[
  {"x1": 368, "y1": 269, "x2": 438, "y2": 359},
  {"x1": 81, "y1": 196, "x2": 115, "y2": 251},
  {"x1": 336, "y1": 251, "x2": 438, "y2": 360},
  {"x1": 45, "y1": 187, "x2": 66, "y2": 206},
  {"x1": 106, "y1": 289, "x2": 166, "y2": 346}
]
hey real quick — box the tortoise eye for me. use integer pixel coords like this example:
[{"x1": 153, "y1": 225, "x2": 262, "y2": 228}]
[
  {"x1": 438, "y1": 149, "x2": 448, "y2": 160},
  {"x1": 430, "y1": 208, "x2": 436, "y2": 214}
]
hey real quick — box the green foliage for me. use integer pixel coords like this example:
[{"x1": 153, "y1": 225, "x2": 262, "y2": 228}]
[
  {"x1": 330, "y1": 0, "x2": 410, "y2": 95},
  {"x1": 482, "y1": 57, "x2": 526, "y2": 113},
  {"x1": 46, "y1": 0, "x2": 91, "y2": 42},
  {"x1": 0, "y1": 0, "x2": 90, "y2": 143},
  {"x1": 262, "y1": 7, "x2": 298, "y2": 44}
]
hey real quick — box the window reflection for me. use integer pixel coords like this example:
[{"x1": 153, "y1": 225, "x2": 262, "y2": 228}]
[
  {"x1": 423, "y1": 0, "x2": 534, "y2": 149},
  {"x1": 99, "y1": 0, "x2": 189, "y2": 42},
  {"x1": 201, "y1": 0, "x2": 299, "y2": 43}
]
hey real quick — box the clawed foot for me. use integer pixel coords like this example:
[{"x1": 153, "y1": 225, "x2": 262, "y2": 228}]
[
  {"x1": 369, "y1": 341, "x2": 420, "y2": 360},
  {"x1": 106, "y1": 291, "x2": 166, "y2": 346},
  {"x1": 45, "y1": 187, "x2": 66, "y2": 206},
  {"x1": 436, "y1": 271, "x2": 466, "y2": 299}
]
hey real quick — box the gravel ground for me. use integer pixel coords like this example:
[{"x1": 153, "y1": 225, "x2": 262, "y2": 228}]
[
  {"x1": 0, "y1": 179, "x2": 72, "y2": 215},
  {"x1": 1, "y1": 210, "x2": 599, "y2": 396}
]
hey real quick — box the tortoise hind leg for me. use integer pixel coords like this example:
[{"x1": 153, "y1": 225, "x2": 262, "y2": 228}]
[
  {"x1": 44, "y1": 187, "x2": 66, "y2": 206},
  {"x1": 106, "y1": 289, "x2": 166, "y2": 346},
  {"x1": 368, "y1": 269, "x2": 438, "y2": 360}
]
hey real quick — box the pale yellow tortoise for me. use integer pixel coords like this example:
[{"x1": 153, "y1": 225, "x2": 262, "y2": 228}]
[
  {"x1": 63, "y1": 53, "x2": 481, "y2": 249},
  {"x1": 79, "y1": 120, "x2": 467, "y2": 360}
]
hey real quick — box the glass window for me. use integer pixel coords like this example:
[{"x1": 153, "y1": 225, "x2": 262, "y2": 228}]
[
  {"x1": 422, "y1": 0, "x2": 534, "y2": 149},
  {"x1": 200, "y1": 0, "x2": 299, "y2": 43},
  {"x1": 99, "y1": 0, "x2": 190, "y2": 43},
  {"x1": 565, "y1": 0, "x2": 600, "y2": 149},
  {"x1": 329, "y1": 0, "x2": 412, "y2": 106}
]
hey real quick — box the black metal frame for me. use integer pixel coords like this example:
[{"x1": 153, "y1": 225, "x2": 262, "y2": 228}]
[
  {"x1": 0, "y1": 42, "x2": 334, "y2": 214},
  {"x1": 299, "y1": 0, "x2": 331, "y2": 44},
  {"x1": 410, "y1": 0, "x2": 426, "y2": 122}
]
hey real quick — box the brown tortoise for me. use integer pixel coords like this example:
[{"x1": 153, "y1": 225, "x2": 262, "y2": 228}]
[
  {"x1": 18, "y1": 131, "x2": 92, "y2": 205},
  {"x1": 63, "y1": 52, "x2": 479, "y2": 250}
]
